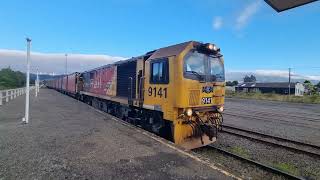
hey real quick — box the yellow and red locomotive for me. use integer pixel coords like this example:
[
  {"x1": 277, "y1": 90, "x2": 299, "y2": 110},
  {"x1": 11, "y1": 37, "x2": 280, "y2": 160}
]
[{"x1": 46, "y1": 41, "x2": 225, "y2": 149}]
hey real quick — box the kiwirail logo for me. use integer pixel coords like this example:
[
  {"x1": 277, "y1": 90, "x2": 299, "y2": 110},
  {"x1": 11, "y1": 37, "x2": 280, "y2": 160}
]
[{"x1": 0, "y1": 49, "x2": 126, "y2": 75}]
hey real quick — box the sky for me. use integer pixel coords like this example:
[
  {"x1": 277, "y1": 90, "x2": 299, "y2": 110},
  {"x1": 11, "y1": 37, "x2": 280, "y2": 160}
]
[{"x1": 0, "y1": 0, "x2": 319, "y2": 81}]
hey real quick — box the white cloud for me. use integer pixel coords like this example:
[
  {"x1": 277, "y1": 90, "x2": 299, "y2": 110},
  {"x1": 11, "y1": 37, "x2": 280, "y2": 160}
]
[
  {"x1": 0, "y1": 49, "x2": 126, "y2": 74},
  {"x1": 236, "y1": 1, "x2": 261, "y2": 30},
  {"x1": 213, "y1": 16, "x2": 223, "y2": 30},
  {"x1": 255, "y1": 69, "x2": 290, "y2": 77},
  {"x1": 304, "y1": 75, "x2": 320, "y2": 81},
  {"x1": 255, "y1": 70, "x2": 320, "y2": 81}
]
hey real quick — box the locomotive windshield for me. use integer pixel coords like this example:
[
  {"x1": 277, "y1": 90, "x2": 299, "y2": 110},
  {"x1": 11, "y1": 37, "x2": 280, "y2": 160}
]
[{"x1": 184, "y1": 50, "x2": 225, "y2": 82}]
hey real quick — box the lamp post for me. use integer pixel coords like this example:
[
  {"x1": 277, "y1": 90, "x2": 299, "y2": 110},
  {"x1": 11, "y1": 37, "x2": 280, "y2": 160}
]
[
  {"x1": 35, "y1": 68, "x2": 39, "y2": 97},
  {"x1": 65, "y1": 54, "x2": 68, "y2": 75},
  {"x1": 23, "y1": 38, "x2": 31, "y2": 124},
  {"x1": 288, "y1": 68, "x2": 291, "y2": 96}
]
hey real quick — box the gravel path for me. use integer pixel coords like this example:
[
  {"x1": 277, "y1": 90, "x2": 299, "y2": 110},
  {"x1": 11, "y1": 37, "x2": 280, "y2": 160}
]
[
  {"x1": 0, "y1": 89, "x2": 233, "y2": 180},
  {"x1": 224, "y1": 98, "x2": 320, "y2": 146}
]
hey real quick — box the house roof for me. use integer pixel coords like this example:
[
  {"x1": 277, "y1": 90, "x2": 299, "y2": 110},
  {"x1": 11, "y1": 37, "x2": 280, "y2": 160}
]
[
  {"x1": 237, "y1": 82, "x2": 299, "y2": 88},
  {"x1": 83, "y1": 41, "x2": 196, "y2": 74}
]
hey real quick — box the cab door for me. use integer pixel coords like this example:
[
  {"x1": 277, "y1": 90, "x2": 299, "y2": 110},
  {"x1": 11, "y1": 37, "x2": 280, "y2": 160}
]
[
  {"x1": 143, "y1": 58, "x2": 170, "y2": 112},
  {"x1": 135, "y1": 58, "x2": 145, "y2": 107}
]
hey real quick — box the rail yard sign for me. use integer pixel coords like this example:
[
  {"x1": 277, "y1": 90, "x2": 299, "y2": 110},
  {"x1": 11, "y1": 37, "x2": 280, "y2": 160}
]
[{"x1": 264, "y1": 0, "x2": 318, "y2": 12}]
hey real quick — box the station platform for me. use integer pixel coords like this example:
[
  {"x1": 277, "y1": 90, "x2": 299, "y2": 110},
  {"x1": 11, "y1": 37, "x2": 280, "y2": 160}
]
[{"x1": 0, "y1": 89, "x2": 236, "y2": 179}]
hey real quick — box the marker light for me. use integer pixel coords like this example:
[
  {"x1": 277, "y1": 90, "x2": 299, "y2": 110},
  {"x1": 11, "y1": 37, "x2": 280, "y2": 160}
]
[
  {"x1": 218, "y1": 106, "x2": 224, "y2": 112},
  {"x1": 186, "y1": 108, "x2": 193, "y2": 117}
]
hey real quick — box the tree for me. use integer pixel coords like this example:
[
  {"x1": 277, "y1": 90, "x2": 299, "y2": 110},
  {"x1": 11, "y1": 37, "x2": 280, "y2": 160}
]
[
  {"x1": 303, "y1": 80, "x2": 316, "y2": 95},
  {"x1": 0, "y1": 68, "x2": 26, "y2": 90},
  {"x1": 304, "y1": 80, "x2": 311, "y2": 84},
  {"x1": 232, "y1": 80, "x2": 239, "y2": 86},
  {"x1": 226, "y1": 81, "x2": 233, "y2": 86},
  {"x1": 243, "y1": 75, "x2": 256, "y2": 82},
  {"x1": 226, "y1": 80, "x2": 239, "y2": 86}
]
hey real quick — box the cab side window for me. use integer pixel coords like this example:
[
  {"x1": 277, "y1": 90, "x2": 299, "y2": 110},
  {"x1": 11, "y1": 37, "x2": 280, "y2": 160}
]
[{"x1": 150, "y1": 59, "x2": 169, "y2": 84}]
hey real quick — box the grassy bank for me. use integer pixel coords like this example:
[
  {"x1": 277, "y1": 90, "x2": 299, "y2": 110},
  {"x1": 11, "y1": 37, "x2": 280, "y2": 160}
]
[{"x1": 226, "y1": 91, "x2": 320, "y2": 104}]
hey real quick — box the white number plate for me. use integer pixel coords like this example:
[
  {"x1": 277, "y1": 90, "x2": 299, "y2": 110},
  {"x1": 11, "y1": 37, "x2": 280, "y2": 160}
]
[{"x1": 202, "y1": 97, "x2": 212, "y2": 104}]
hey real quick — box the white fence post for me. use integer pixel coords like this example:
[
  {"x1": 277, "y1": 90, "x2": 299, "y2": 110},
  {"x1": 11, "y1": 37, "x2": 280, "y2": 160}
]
[
  {"x1": 10, "y1": 90, "x2": 13, "y2": 99},
  {"x1": 6, "y1": 91, "x2": 9, "y2": 102},
  {"x1": 14, "y1": 89, "x2": 17, "y2": 98},
  {"x1": 0, "y1": 91, "x2": 2, "y2": 106}
]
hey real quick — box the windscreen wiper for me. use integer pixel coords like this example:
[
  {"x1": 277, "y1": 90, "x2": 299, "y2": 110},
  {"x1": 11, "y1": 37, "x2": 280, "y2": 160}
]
[{"x1": 186, "y1": 71, "x2": 204, "y2": 81}]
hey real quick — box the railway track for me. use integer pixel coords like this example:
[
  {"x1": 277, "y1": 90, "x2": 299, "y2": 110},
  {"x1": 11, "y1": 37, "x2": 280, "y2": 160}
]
[
  {"x1": 224, "y1": 108, "x2": 320, "y2": 122},
  {"x1": 223, "y1": 112, "x2": 320, "y2": 129},
  {"x1": 207, "y1": 145, "x2": 304, "y2": 180},
  {"x1": 220, "y1": 124, "x2": 320, "y2": 158}
]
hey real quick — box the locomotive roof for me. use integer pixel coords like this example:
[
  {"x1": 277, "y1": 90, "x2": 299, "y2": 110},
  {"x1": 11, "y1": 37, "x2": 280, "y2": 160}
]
[
  {"x1": 148, "y1": 41, "x2": 195, "y2": 60},
  {"x1": 82, "y1": 40, "x2": 200, "y2": 73},
  {"x1": 82, "y1": 57, "x2": 138, "y2": 73}
]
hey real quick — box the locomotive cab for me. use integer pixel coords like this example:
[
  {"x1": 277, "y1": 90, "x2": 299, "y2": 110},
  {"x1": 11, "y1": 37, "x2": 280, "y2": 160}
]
[{"x1": 143, "y1": 41, "x2": 225, "y2": 149}]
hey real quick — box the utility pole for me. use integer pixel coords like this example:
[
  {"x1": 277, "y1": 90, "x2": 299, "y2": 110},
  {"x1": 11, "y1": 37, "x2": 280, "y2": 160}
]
[
  {"x1": 288, "y1": 68, "x2": 291, "y2": 96},
  {"x1": 35, "y1": 69, "x2": 39, "y2": 97},
  {"x1": 65, "y1": 54, "x2": 68, "y2": 75},
  {"x1": 35, "y1": 69, "x2": 40, "y2": 97},
  {"x1": 23, "y1": 38, "x2": 31, "y2": 124}
]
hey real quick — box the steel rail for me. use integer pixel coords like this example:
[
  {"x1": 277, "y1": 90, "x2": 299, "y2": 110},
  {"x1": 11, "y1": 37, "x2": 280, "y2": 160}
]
[
  {"x1": 207, "y1": 145, "x2": 303, "y2": 180},
  {"x1": 221, "y1": 124, "x2": 320, "y2": 157}
]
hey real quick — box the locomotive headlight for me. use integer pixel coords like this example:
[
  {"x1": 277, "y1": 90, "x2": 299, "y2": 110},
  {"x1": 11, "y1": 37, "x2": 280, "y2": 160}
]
[
  {"x1": 218, "y1": 106, "x2": 224, "y2": 112},
  {"x1": 186, "y1": 108, "x2": 193, "y2": 117},
  {"x1": 207, "y1": 44, "x2": 214, "y2": 50},
  {"x1": 207, "y1": 44, "x2": 218, "y2": 51}
]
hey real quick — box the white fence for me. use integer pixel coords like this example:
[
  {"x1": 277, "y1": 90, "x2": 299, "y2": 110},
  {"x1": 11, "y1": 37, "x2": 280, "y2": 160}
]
[{"x1": 0, "y1": 86, "x2": 35, "y2": 106}]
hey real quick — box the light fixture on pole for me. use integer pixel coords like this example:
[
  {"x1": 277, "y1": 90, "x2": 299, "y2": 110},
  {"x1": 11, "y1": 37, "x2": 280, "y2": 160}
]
[{"x1": 23, "y1": 38, "x2": 31, "y2": 124}]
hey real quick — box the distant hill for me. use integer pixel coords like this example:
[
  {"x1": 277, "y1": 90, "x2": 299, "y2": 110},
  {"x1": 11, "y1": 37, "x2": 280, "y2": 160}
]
[
  {"x1": 0, "y1": 67, "x2": 64, "y2": 90},
  {"x1": 30, "y1": 74, "x2": 62, "y2": 81},
  {"x1": 226, "y1": 71, "x2": 319, "y2": 84}
]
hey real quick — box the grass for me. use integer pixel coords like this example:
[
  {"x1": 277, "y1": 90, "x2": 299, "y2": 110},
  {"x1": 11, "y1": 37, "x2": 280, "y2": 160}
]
[
  {"x1": 230, "y1": 146, "x2": 250, "y2": 159},
  {"x1": 273, "y1": 162, "x2": 299, "y2": 175},
  {"x1": 226, "y1": 91, "x2": 320, "y2": 104}
]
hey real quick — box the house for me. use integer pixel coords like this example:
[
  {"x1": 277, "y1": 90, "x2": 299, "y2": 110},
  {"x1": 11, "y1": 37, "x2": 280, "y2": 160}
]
[
  {"x1": 226, "y1": 86, "x2": 235, "y2": 92},
  {"x1": 235, "y1": 82, "x2": 305, "y2": 96}
]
